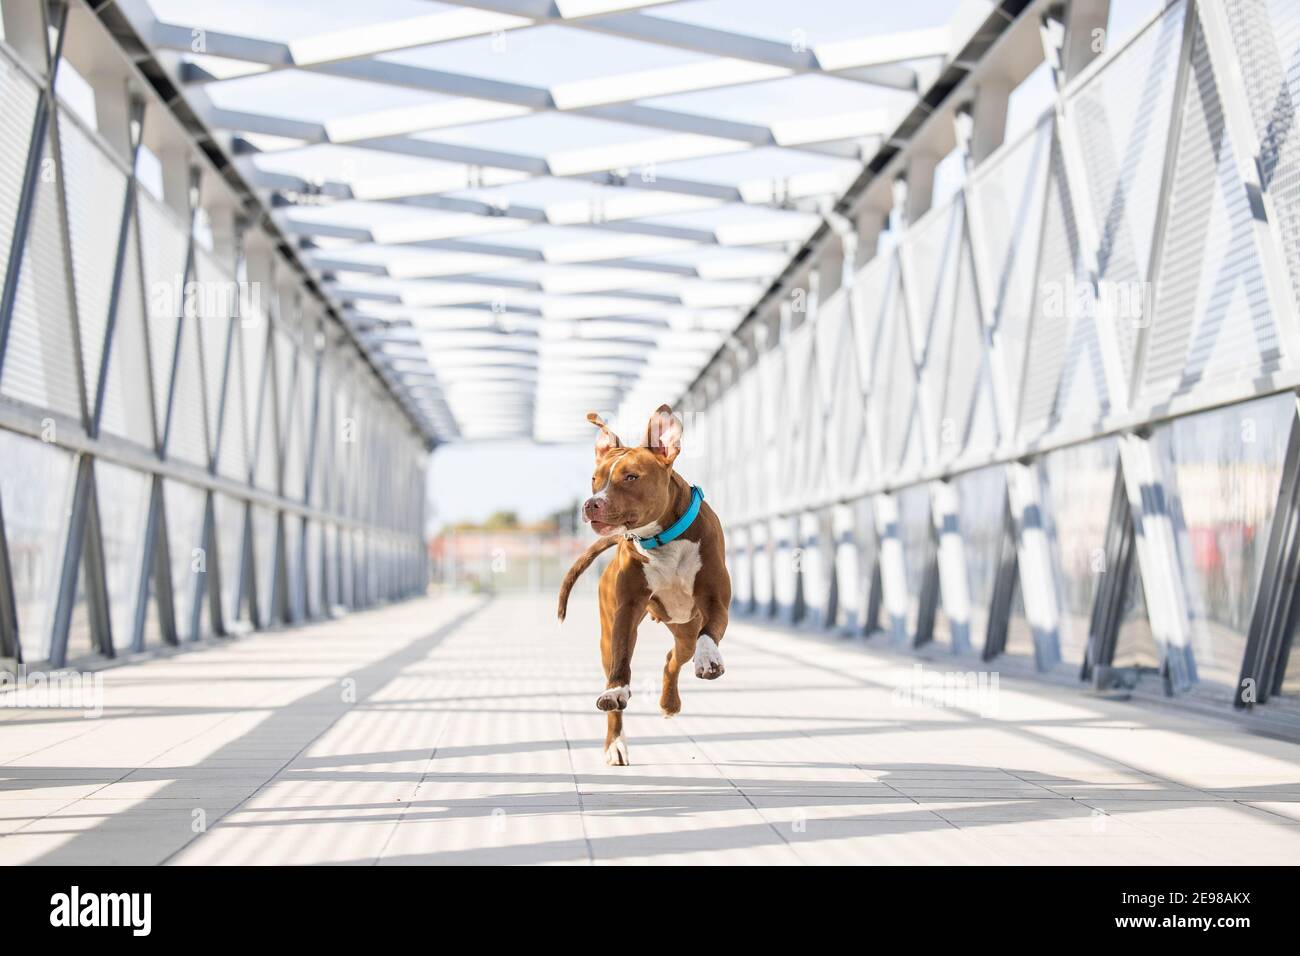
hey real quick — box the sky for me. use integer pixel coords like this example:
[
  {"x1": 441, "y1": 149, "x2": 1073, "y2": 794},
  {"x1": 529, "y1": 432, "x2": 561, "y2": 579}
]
[{"x1": 426, "y1": 440, "x2": 592, "y2": 531}]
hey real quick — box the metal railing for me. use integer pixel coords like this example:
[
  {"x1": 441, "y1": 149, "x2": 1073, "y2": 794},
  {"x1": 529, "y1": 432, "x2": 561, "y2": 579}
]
[
  {"x1": 677, "y1": 0, "x2": 1300, "y2": 718},
  {"x1": 0, "y1": 0, "x2": 430, "y2": 666}
]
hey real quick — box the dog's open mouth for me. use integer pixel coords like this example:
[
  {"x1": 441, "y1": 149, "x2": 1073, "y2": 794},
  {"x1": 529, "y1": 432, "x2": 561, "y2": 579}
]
[{"x1": 588, "y1": 519, "x2": 625, "y2": 536}]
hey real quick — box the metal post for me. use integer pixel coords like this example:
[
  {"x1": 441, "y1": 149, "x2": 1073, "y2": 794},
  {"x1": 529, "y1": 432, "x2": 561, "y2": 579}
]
[
  {"x1": 48, "y1": 457, "x2": 93, "y2": 666},
  {"x1": 82, "y1": 463, "x2": 115, "y2": 658},
  {"x1": 150, "y1": 476, "x2": 179, "y2": 645},
  {"x1": 0, "y1": 495, "x2": 20, "y2": 661}
]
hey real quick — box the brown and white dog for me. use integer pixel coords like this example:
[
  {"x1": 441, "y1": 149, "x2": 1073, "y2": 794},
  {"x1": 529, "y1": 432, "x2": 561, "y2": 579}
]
[{"x1": 556, "y1": 405, "x2": 731, "y2": 766}]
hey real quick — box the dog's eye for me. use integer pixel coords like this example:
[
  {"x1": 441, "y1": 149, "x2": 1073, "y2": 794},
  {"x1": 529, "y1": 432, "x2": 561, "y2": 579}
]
[{"x1": 624, "y1": 474, "x2": 638, "y2": 482}]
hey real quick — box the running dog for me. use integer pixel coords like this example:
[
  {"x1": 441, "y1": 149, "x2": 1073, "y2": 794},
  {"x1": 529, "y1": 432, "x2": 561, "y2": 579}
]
[{"x1": 557, "y1": 405, "x2": 731, "y2": 766}]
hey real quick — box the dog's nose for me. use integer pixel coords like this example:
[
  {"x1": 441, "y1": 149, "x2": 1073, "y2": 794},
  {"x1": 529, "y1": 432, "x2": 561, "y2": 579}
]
[{"x1": 582, "y1": 497, "x2": 606, "y2": 520}]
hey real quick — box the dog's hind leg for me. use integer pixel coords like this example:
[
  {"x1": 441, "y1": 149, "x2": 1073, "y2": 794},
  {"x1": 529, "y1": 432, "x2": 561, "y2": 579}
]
[{"x1": 661, "y1": 612, "x2": 703, "y2": 716}]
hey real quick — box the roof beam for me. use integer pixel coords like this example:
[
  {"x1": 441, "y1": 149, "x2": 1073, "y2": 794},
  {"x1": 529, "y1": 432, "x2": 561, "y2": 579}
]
[
  {"x1": 117, "y1": 0, "x2": 964, "y2": 443},
  {"x1": 243, "y1": 151, "x2": 855, "y2": 228}
]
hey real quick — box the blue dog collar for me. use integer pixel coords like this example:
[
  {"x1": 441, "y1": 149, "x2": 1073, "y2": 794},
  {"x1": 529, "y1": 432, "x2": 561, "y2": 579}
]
[{"x1": 637, "y1": 486, "x2": 703, "y2": 550}]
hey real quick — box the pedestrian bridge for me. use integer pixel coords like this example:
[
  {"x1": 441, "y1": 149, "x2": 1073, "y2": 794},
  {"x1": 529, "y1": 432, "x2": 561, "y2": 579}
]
[
  {"x1": 4, "y1": 0, "x2": 1300, "y2": 868},
  {"x1": 2, "y1": 594, "x2": 1297, "y2": 866}
]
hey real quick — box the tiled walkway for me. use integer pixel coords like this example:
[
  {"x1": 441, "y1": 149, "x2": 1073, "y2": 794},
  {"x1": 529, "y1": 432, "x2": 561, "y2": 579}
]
[{"x1": 2, "y1": 594, "x2": 1299, "y2": 865}]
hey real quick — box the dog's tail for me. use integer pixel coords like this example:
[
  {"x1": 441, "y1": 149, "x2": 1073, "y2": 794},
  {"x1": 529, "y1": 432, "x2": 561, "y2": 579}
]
[{"x1": 557, "y1": 536, "x2": 619, "y2": 622}]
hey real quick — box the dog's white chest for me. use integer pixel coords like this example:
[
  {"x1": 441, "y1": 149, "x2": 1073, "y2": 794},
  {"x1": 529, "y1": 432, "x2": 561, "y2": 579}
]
[{"x1": 639, "y1": 539, "x2": 702, "y2": 624}]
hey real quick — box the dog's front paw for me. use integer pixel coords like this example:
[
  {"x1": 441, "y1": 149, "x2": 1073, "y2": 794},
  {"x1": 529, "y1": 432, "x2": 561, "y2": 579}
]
[
  {"x1": 693, "y1": 636, "x2": 725, "y2": 680},
  {"x1": 596, "y1": 685, "x2": 630, "y2": 711}
]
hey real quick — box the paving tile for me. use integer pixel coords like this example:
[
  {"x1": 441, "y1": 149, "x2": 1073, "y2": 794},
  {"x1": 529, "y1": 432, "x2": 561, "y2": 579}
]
[
  {"x1": 0, "y1": 782, "x2": 108, "y2": 801},
  {"x1": 581, "y1": 805, "x2": 800, "y2": 865},
  {"x1": 784, "y1": 826, "x2": 993, "y2": 865},
  {"x1": 377, "y1": 809, "x2": 590, "y2": 865},
  {"x1": 886, "y1": 786, "x2": 1070, "y2": 800},
  {"x1": 964, "y1": 833, "x2": 1214, "y2": 865},
  {"x1": 1243, "y1": 801, "x2": 1300, "y2": 823},
  {"x1": 923, "y1": 799, "x2": 1106, "y2": 823},
  {"x1": 1073, "y1": 800, "x2": 1290, "y2": 824},
  {"x1": 0, "y1": 800, "x2": 80, "y2": 834}
]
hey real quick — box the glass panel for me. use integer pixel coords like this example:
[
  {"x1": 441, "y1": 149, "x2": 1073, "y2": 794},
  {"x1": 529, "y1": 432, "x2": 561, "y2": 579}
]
[
  {"x1": 251, "y1": 505, "x2": 278, "y2": 626},
  {"x1": 1105, "y1": 0, "x2": 1168, "y2": 53},
  {"x1": 1004, "y1": 61, "x2": 1055, "y2": 145},
  {"x1": 930, "y1": 561, "x2": 950, "y2": 650},
  {"x1": 358, "y1": 529, "x2": 371, "y2": 606},
  {"x1": 1280, "y1": 620, "x2": 1300, "y2": 699},
  {"x1": 306, "y1": 520, "x2": 322, "y2": 616},
  {"x1": 3, "y1": 135, "x2": 82, "y2": 420},
  {"x1": 729, "y1": 526, "x2": 751, "y2": 610},
  {"x1": 1005, "y1": 573, "x2": 1035, "y2": 660},
  {"x1": 213, "y1": 493, "x2": 248, "y2": 629},
  {"x1": 324, "y1": 522, "x2": 339, "y2": 611},
  {"x1": 95, "y1": 460, "x2": 151, "y2": 653},
  {"x1": 1114, "y1": 548, "x2": 1160, "y2": 669},
  {"x1": 0, "y1": 432, "x2": 76, "y2": 661},
  {"x1": 166, "y1": 318, "x2": 209, "y2": 466},
  {"x1": 896, "y1": 484, "x2": 932, "y2": 646},
  {"x1": 750, "y1": 523, "x2": 772, "y2": 613},
  {"x1": 833, "y1": 502, "x2": 875, "y2": 633},
  {"x1": 163, "y1": 481, "x2": 209, "y2": 641},
  {"x1": 953, "y1": 465, "x2": 1008, "y2": 656},
  {"x1": 137, "y1": 193, "x2": 186, "y2": 430},
  {"x1": 285, "y1": 515, "x2": 305, "y2": 621},
  {"x1": 98, "y1": 225, "x2": 155, "y2": 447},
  {"x1": 365, "y1": 530, "x2": 379, "y2": 604},
  {"x1": 58, "y1": 109, "x2": 128, "y2": 405},
  {"x1": 0, "y1": 47, "x2": 40, "y2": 271},
  {"x1": 283, "y1": 351, "x2": 308, "y2": 502},
  {"x1": 1157, "y1": 394, "x2": 1294, "y2": 689},
  {"x1": 250, "y1": 331, "x2": 278, "y2": 493},
  {"x1": 338, "y1": 525, "x2": 353, "y2": 608},
  {"x1": 141, "y1": 573, "x2": 165, "y2": 648},
  {"x1": 217, "y1": 323, "x2": 251, "y2": 482},
  {"x1": 65, "y1": 552, "x2": 94, "y2": 661},
  {"x1": 351, "y1": 529, "x2": 364, "y2": 607},
  {"x1": 1038, "y1": 437, "x2": 1120, "y2": 671}
]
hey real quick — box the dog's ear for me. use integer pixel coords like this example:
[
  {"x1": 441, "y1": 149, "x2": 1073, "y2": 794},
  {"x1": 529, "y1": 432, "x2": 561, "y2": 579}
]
[
  {"x1": 586, "y1": 411, "x2": 621, "y2": 457},
  {"x1": 642, "y1": 404, "x2": 683, "y2": 466}
]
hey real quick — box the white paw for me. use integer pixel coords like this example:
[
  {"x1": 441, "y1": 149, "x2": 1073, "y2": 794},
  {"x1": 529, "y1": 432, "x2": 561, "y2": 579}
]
[
  {"x1": 693, "y1": 635, "x2": 725, "y2": 680},
  {"x1": 596, "y1": 685, "x2": 630, "y2": 711},
  {"x1": 605, "y1": 735, "x2": 630, "y2": 766}
]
